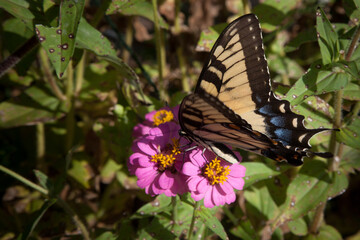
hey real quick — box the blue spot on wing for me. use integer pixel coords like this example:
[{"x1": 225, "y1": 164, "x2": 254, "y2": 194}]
[
  {"x1": 274, "y1": 128, "x2": 293, "y2": 145},
  {"x1": 258, "y1": 105, "x2": 276, "y2": 116},
  {"x1": 270, "y1": 116, "x2": 286, "y2": 127}
]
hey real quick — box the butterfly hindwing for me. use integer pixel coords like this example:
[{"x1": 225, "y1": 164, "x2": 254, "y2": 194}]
[{"x1": 179, "y1": 14, "x2": 332, "y2": 165}]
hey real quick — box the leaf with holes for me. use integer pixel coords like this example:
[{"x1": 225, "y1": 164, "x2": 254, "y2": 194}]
[
  {"x1": 284, "y1": 62, "x2": 351, "y2": 105},
  {"x1": 275, "y1": 160, "x2": 330, "y2": 224},
  {"x1": 316, "y1": 8, "x2": 340, "y2": 65},
  {"x1": 35, "y1": 0, "x2": 85, "y2": 78},
  {"x1": 242, "y1": 162, "x2": 289, "y2": 188},
  {"x1": 197, "y1": 206, "x2": 228, "y2": 240}
]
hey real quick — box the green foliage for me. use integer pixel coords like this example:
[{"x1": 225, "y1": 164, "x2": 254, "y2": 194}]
[{"x1": 0, "y1": 0, "x2": 359, "y2": 240}]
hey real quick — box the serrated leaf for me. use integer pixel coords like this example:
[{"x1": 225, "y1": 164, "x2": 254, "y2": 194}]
[
  {"x1": 288, "y1": 217, "x2": 308, "y2": 236},
  {"x1": 276, "y1": 160, "x2": 330, "y2": 222},
  {"x1": 285, "y1": 28, "x2": 317, "y2": 52},
  {"x1": 230, "y1": 219, "x2": 259, "y2": 240},
  {"x1": 337, "y1": 117, "x2": 360, "y2": 150},
  {"x1": 242, "y1": 162, "x2": 289, "y2": 188},
  {"x1": 284, "y1": 62, "x2": 351, "y2": 105},
  {"x1": 21, "y1": 199, "x2": 57, "y2": 240},
  {"x1": 0, "y1": 84, "x2": 66, "y2": 128},
  {"x1": 35, "y1": 0, "x2": 85, "y2": 78},
  {"x1": 197, "y1": 206, "x2": 228, "y2": 240},
  {"x1": 106, "y1": 0, "x2": 168, "y2": 29},
  {"x1": 316, "y1": 8, "x2": 339, "y2": 65}
]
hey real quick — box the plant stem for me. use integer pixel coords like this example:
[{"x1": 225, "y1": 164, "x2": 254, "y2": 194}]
[
  {"x1": 36, "y1": 123, "x2": 46, "y2": 172},
  {"x1": 56, "y1": 197, "x2": 91, "y2": 240},
  {"x1": 0, "y1": 165, "x2": 48, "y2": 195},
  {"x1": 174, "y1": 0, "x2": 190, "y2": 93},
  {"x1": 152, "y1": 0, "x2": 167, "y2": 101},
  {"x1": 171, "y1": 196, "x2": 178, "y2": 230},
  {"x1": 309, "y1": 202, "x2": 326, "y2": 234},
  {"x1": 75, "y1": 51, "x2": 86, "y2": 96},
  {"x1": 122, "y1": 17, "x2": 133, "y2": 63},
  {"x1": 0, "y1": 36, "x2": 38, "y2": 78},
  {"x1": 188, "y1": 201, "x2": 200, "y2": 240},
  {"x1": 345, "y1": 25, "x2": 360, "y2": 61},
  {"x1": 65, "y1": 62, "x2": 75, "y2": 152},
  {"x1": 39, "y1": 48, "x2": 67, "y2": 101}
]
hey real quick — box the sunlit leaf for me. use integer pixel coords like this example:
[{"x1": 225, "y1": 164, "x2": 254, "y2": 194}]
[
  {"x1": 197, "y1": 206, "x2": 228, "y2": 240},
  {"x1": 132, "y1": 194, "x2": 172, "y2": 219},
  {"x1": 288, "y1": 217, "x2": 308, "y2": 236},
  {"x1": 67, "y1": 158, "x2": 92, "y2": 189},
  {"x1": 196, "y1": 23, "x2": 227, "y2": 52},
  {"x1": 35, "y1": 0, "x2": 85, "y2": 78},
  {"x1": 242, "y1": 162, "x2": 289, "y2": 188},
  {"x1": 305, "y1": 224, "x2": 342, "y2": 240}
]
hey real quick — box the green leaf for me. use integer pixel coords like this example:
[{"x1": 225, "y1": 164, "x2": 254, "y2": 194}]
[
  {"x1": 343, "y1": 82, "x2": 360, "y2": 101},
  {"x1": 326, "y1": 171, "x2": 349, "y2": 200},
  {"x1": 0, "y1": 84, "x2": 66, "y2": 128},
  {"x1": 343, "y1": 0, "x2": 360, "y2": 22},
  {"x1": 242, "y1": 162, "x2": 289, "y2": 188},
  {"x1": 106, "y1": 0, "x2": 168, "y2": 29},
  {"x1": 337, "y1": 117, "x2": 360, "y2": 150},
  {"x1": 284, "y1": 62, "x2": 351, "y2": 105},
  {"x1": 268, "y1": 55, "x2": 304, "y2": 79},
  {"x1": 253, "y1": 0, "x2": 298, "y2": 31},
  {"x1": 95, "y1": 231, "x2": 117, "y2": 240},
  {"x1": 276, "y1": 160, "x2": 330, "y2": 222},
  {"x1": 285, "y1": 28, "x2": 317, "y2": 52},
  {"x1": 33, "y1": 170, "x2": 52, "y2": 193},
  {"x1": 305, "y1": 224, "x2": 342, "y2": 240},
  {"x1": 35, "y1": 0, "x2": 85, "y2": 78},
  {"x1": 288, "y1": 217, "x2": 308, "y2": 236},
  {"x1": 340, "y1": 148, "x2": 360, "y2": 174},
  {"x1": 0, "y1": 0, "x2": 35, "y2": 29},
  {"x1": 230, "y1": 219, "x2": 259, "y2": 240},
  {"x1": 316, "y1": 8, "x2": 339, "y2": 65},
  {"x1": 244, "y1": 182, "x2": 280, "y2": 220},
  {"x1": 21, "y1": 199, "x2": 57, "y2": 240},
  {"x1": 196, "y1": 23, "x2": 227, "y2": 52},
  {"x1": 197, "y1": 206, "x2": 228, "y2": 240},
  {"x1": 132, "y1": 194, "x2": 172, "y2": 219},
  {"x1": 67, "y1": 158, "x2": 92, "y2": 189}
]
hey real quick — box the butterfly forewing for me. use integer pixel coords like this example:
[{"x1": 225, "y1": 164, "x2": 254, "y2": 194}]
[{"x1": 179, "y1": 14, "x2": 332, "y2": 165}]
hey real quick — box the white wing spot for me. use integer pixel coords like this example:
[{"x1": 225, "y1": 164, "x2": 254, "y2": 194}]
[
  {"x1": 292, "y1": 118, "x2": 298, "y2": 128},
  {"x1": 247, "y1": 18, "x2": 252, "y2": 22},
  {"x1": 279, "y1": 103, "x2": 286, "y2": 113},
  {"x1": 252, "y1": 35, "x2": 256, "y2": 40},
  {"x1": 249, "y1": 26, "x2": 253, "y2": 31},
  {"x1": 257, "y1": 57, "x2": 261, "y2": 61},
  {"x1": 254, "y1": 46, "x2": 258, "y2": 50},
  {"x1": 298, "y1": 133, "x2": 307, "y2": 143}
]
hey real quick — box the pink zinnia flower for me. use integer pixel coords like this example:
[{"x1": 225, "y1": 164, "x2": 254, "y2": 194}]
[
  {"x1": 129, "y1": 121, "x2": 188, "y2": 197},
  {"x1": 132, "y1": 106, "x2": 179, "y2": 139},
  {"x1": 182, "y1": 148, "x2": 246, "y2": 208}
]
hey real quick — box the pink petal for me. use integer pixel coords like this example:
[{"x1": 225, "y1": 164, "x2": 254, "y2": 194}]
[
  {"x1": 218, "y1": 181, "x2": 233, "y2": 195},
  {"x1": 227, "y1": 176, "x2": 245, "y2": 190},
  {"x1": 159, "y1": 170, "x2": 175, "y2": 189},
  {"x1": 213, "y1": 186, "x2": 226, "y2": 206},
  {"x1": 197, "y1": 178, "x2": 210, "y2": 194},
  {"x1": 203, "y1": 187, "x2": 215, "y2": 208},
  {"x1": 137, "y1": 141, "x2": 157, "y2": 155},
  {"x1": 191, "y1": 191, "x2": 205, "y2": 201},
  {"x1": 229, "y1": 164, "x2": 246, "y2": 177},
  {"x1": 182, "y1": 162, "x2": 200, "y2": 176},
  {"x1": 225, "y1": 192, "x2": 236, "y2": 204},
  {"x1": 187, "y1": 176, "x2": 202, "y2": 191},
  {"x1": 136, "y1": 167, "x2": 157, "y2": 188}
]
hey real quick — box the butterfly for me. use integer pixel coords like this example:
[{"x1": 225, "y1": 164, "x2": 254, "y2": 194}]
[{"x1": 178, "y1": 14, "x2": 332, "y2": 166}]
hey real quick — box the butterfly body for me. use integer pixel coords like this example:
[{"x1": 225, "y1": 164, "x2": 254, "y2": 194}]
[{"x1": 179, "y1": 14, "x2": 332, "y2": 166}]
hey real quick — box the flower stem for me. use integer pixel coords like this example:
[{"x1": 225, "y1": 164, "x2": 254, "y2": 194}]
[
  {"x1": 345, "y1": 25, "x2": 360, "y2": 61},
  {"x1": 56, "y1": 197, "x2": 91, "y2": 240},
  {"x1": 39, "y1": 48, "x2": 66, "y2": 101},
  {"x1": 309, "y1": 202, "x2": 325, "y2": 234},
  {"x1": 171, "y1": 196, "x2": 178, "y2": 230},
  {"x1": 65, "y1": 62, "x2": 75, "y2": 152},
  {"x1": 36, "y1": 123, "x2": 46, "y2": 171},
  {"x1": 152, "y1": 0, "x2": 167, "y2": 101},
  {"x1": 188, "y1": 201, "x2": 200, "y2": 240},
  {"x1": 75, "y1": 51, "x2": 86, "y2": 96},
  {"x1": 0, "y1": 165, "x2": 48, "y2": 195}
]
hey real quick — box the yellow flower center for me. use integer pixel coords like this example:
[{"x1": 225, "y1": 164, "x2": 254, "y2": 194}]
[
  {"x1": 203, "y1": 157, "x2": 230, "y2": 185},
  {"x1": 151, "y1": 138, "x2": 181, "y2": 172},
  {"x1": 153, "y1": 110, "x2": 174, "y2": 126}
]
